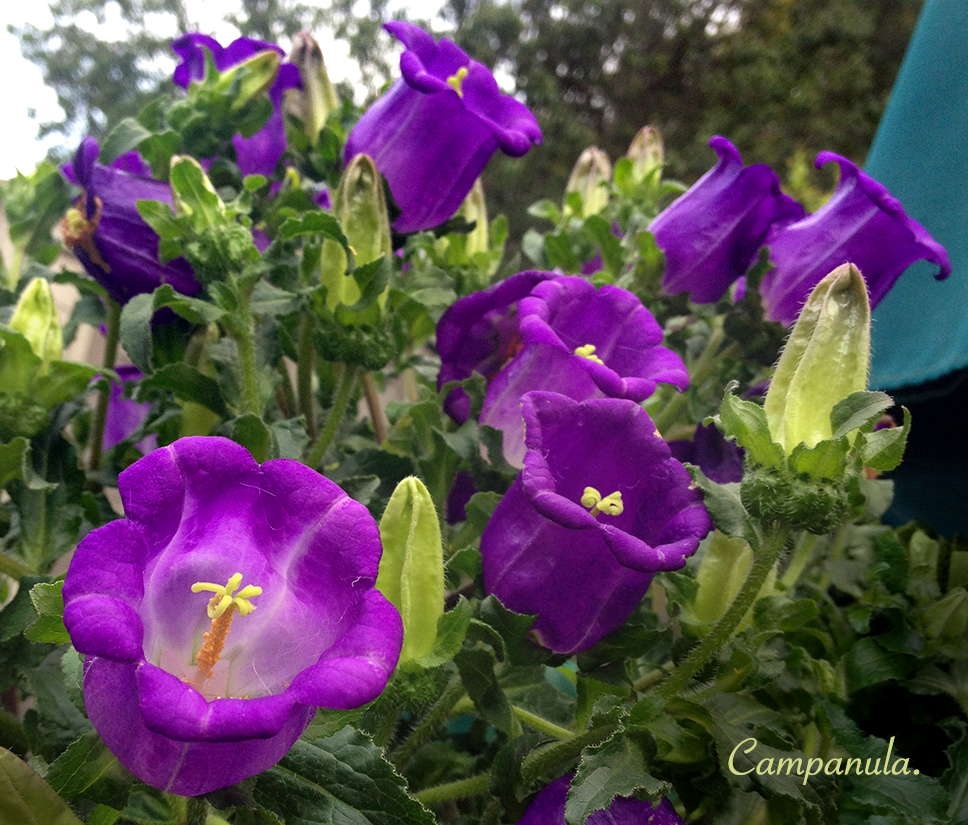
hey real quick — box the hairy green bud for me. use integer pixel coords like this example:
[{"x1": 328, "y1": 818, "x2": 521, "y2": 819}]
[
  {"x1": 285, "y1": 31, "x2": 339, "y2": 142},
  {"x1": 8, "y1": 277, "x2": 62, "y2": 372},
  {"x1": 564, "y1": 146, "x2": 611, "y2": 218},
  {"x1": 626, "y1": 126, "x2": 664, "y2": 185},
  {"x1": 741, "y1": 465, "x2": 849, "y2": 534}
]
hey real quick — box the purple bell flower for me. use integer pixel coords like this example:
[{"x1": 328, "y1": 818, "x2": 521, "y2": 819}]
[
  {"x1": 172, "y1": 33, "x2": 302, "y2": 177},
  {"x1": 760, "y1": 152, "x2": 951, "y2": 325},
  {"x1": 668, "y1": 422, "x2": 744, "y2": 484},
  {"x1": 61, "y1": 137, "x2": 200, "y2": 305},
  {"x1": 62, "y1": 436, "x2": 402, "y2": 796},
  {"x1": 649, "y1": 136, "x2": 804, "y2": 303},
  {"x1": 344, "y1": 22, "x2": 542, "y2": 233},
  {"x1": 437, "y1": 271, "x2": 688, "y2": 467},
  {"x1": 519, "y1": 774, "x2": 685, "y2": 825},
  {"x1": 481, "y1": 393, "x2": 711, "y2": 654},
  {"x1": 103, "y1": 365, "x2": 158, "y2": 454}
]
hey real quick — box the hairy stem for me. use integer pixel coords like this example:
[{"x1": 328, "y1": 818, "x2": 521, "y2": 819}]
[
  {"x1": 306, "y1": 364, "x2": 357, "y2": 469},
  {"x1": 297, "y1": 314, "x2": 317, "y2": 440},
  {"x1": 88, "y1": 298, "x2": 121, "y2": 474}
]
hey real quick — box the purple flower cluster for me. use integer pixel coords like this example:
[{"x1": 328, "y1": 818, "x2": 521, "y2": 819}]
[
  {"x1": 63, "y1": 437, "x2": 402, "y2": 795},
  {"x1": 345, "y1": 22, "x2": 542, "y2": 233},
  {"x1": 172, "y1": 33, "x2": 302, "y2": 178},
  {"x1": 650, "y1": 136, "x2": 950, "y2": 324},
  {"x1": 437, "y1": 271, "x2": 688, "y2": 466}
]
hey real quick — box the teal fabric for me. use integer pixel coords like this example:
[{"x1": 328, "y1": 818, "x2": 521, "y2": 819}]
[{"x1": 867, "y1": 0, "x2": 968, "y2": 392}]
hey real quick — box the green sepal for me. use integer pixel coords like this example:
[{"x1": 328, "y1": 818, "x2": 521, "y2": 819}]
[
  {"x1": 789, "y1": 437, "x2": 849, "y2": 481},
  {"x1": 377, "y1": 476, "x2": 445, "y2": 663},
  {"x1": 858, "y1": 406, "x2": 910, "y2": 472},
  {"x1": 716, "y1": 394, "x2": 785, "y2": 468}
]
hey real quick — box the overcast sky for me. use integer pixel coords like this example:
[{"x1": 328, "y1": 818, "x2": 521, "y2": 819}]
[{"x1": 0, "y1": 1, "x2": 443, "y2": 180}]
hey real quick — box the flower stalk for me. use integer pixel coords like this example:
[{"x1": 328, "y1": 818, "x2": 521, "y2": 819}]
[{"x1": 88, "y1": 298, "x2": 121, "y2": 474}]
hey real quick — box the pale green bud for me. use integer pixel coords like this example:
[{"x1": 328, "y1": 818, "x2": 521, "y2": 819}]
[
  {"x1": 626, "y1": 126, "x2": 664, "y2": 184},
  {"x1": 460, "y1": 178, "x2": 489, "y2": 257},
  {"x1": 285, "y1": 31, "x2": 339, "y2": 142},
  {"x1": 764, "y1": 263, "x2": 871, "y2": 454},
  {"x1": 564, "y1": 147, "x2": 611, "y2": 218},
  {"x1": 321, "y1": 154, "x2": 392, "y2": 311},
  {"x1": 691, "y1": 531, "x2": 774, "y2": 627},
  {"x1": 214, "y1": 49, "x2": 281, "y2": 110},
  {"x1": 8, "y1": 277, "x2": 62, "y2": 372},
  {"x1": 377, "y1": 477, "x2": 445, "y2": 662}
]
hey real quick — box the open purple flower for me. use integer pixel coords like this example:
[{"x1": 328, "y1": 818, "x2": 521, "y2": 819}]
[
  {"x1": 344, "y1": 22, "x2": 542, "y2": 233},
  {"x1": 481, "y1": 393, "x2": 711, "y2": 654},
  {"x1": 519, "y1": 774, "x2": 685, "y2": 825},
  {"x1": 649, "y1": 136, "x2": 804, "y2": 303},
  {"x1": 62, "y1": 437, "x2": 402, "y2": 796},
  {"x1": 172, "y1": 33, "x2": 302, "y2": 177},
  {"x1": 61, "y1": 137, "x2": 200, "y2": 305},
  {"x1": 760, "y1": 152, "x2": 951, "y2": 325},
  {"x1": 437, "y1": 271, "x2": 688, "y2": 467}
]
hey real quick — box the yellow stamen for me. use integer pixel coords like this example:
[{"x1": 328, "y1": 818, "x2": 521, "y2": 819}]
[
  {"x1": 190, "y1": 573, "x2": 262, "y2": 689},
  {"x1": 575, "y1": 344, "x2": 604, "y2": 365},
  {"x1": 447, "y1": 66, "x2": 469, "y2": 97},
  {"x1": 60, "y1": 193, "x2": 111, "y2": 273},
  {"x1": 581, "y1": 486, "x2": 624, "y2": 517}
]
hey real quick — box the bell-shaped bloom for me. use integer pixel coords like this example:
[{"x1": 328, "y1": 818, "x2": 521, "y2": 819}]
[
  {"x1": 103, "y1": 365, "x2": 158, "y2": 454},
  {"x1": 669, "y1": 422, "x2": 744, "y2": 484},
  {"x1": 62, "y1": 437, "x2": 402, "y2": 796},
  {"x1": 760, "y1": 152, "x2": 951, "y2": 325},
  {"x1": 481, "y1": 393, "x2": 711, "y2": 654},
  {"x1": 172, "y1": 33, "x2": 302, "y2": 177},
  {"x1": 519, "y1": 774, "x2": 685, "y2": 825},
  {"x1": 437, "y1": 272, "x2": 689, "y2": 467},
  {"x1": 60, "y1": 137, "x2": 200, "y2": 305},
  {"x1": 344, "y1": 22, "x2": 542, "y2": 233},
  {"x1": 649, "y1": 136, "x2": 804, "y2": 303}
]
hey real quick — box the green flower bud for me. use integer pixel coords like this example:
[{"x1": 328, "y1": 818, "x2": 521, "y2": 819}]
[
  {"x1": 923, "y1": 587, "x2": 968, "y2": 640},
  {"x1": 564, "y1": 147, "x2": 611, "y2": 218},
  {"x1": 8, "y1": 277, "x2": 63, "y2": 372},
  {"x1": 741, "y1": 465, "x2": 849, "y2": 534},
  {"x1": 214, "y1": 49, "x2": 281, "y2": 110},
  {"x1": 626, "y1": 126, "x2": 664, "y2": 184},
  {"x1": 321, "y1": 154, "x2": 392, "y2": 313},
  {"x1": 764, "y1": 263, "x2": 871, "y2": 454},
  {"x1": 460, "y1": 178, "x2": 489, "y2": 258},
  {"x1": 285, "y1": 31, "x2": 339, "y2": 143},
  {"x1": 692, "y1": 531, "x2": 774, "y2": 627},
  {"x1": 377, "y1": 476, "x2": 445, "y2": 662}
]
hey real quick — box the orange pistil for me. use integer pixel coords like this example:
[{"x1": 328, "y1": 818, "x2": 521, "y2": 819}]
[{"x1": 192, "y1": 608, "x2": 237, "y2": 689}]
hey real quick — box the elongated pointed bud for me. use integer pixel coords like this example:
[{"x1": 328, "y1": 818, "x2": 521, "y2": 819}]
[
  {"x1": 764, "y1": 263, "x2": 871, "y2": 454},
  {"x1": 460, "y1": 178, "x2": 489, "y2": 257},
  {"x1": 377, "y1": 477, "x2": 445, "y2": 662},
  {"x1": 564, "y1": 147, "x2": 611, "y2": 218},
  {"x1": 321, "y1": 153, "x2": 392, "y2": 310},
  {"x1": 627, "y1": 126, "x2": 664, "y2": 184},
  {"x1": 214, "y1": 49, "x2": 282, "y2": 110},
  {"x1": 691, "y1": 531, "x2": 774, "y2": 627},
  {"x1": 9, "y1": 277, "x2": 63, "y2": 372},
  {"x1": 286, "y1": 31, "x2": 339, "y2": 142}
]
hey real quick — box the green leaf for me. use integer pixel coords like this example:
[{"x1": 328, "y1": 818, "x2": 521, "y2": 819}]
[
  {"x1": 139, "y1": 363, "x2": 228, "y2": 417},
  {"x1": 344, "y1": 256, "x2": 392, "y2": 314},
  {"x1": 250, "y1": 281, "x2": 301, "y2": 317},
  {"x1": 0, "y1": 746, "x2": 84, "y2": 825},
  {"x1": 453, "y1": 647, "x2": 522, "y2": 737},
  {"x1": 45, "y1": 731, "x2": 124, "y2": 800},
  {"x1": 377, "y1": 477, "x2": 445, "y2": 663},
  {"x1": 860, "y1": 407, "x2": 911, "y2": 472},
  {"x1": 0, "y1": 437, "x2": 52, "y2": 491},
  {"x1": 830, "y1": 390, "x2": 893, "y2": 439},
  {"x1": 844, "y1": 638, "x2": 914, "y2": 691},
  {"x1": 169, "y1": 156, "x2": 225, "y2": 230},
  {"x1": 100, "y1": 118, "x2": 153, "y2": 164},
  {"x1": 565, "y1": 733, "x2": 670, "y2": 825},
  {"x1": 942, "y1": 720, "x2": 968, "y2": 824},
  {"x1": 718, "y1": 394, "x2": 785, "y2": 468},
  {"x1": 409, "y1": 597, "x2": 472, "y2": 670},
  {"x1": 278, "y1": 212, "x2": 350, "y2": 251},
  {"x1": 473, "y1": 595, "x2": 550, "y2": 666},
  {"x1": 254, "y1": 728, "x2": 434, "y2": 825},
  {"x1": 25, "y1": 581, "x2": 69, "y2": 645},
  {"x1": 789, "y1": 438, "x2": 849, "y2": 480},
  {"x1": 118, "y1": 293, "x2": 156, "y2": 373},
  {"x1": 686, "y1": 465, "x2": 747, "y2": 538},
  {"x1": 229, "y1": 414, "x2": 271, "y2": 463}
]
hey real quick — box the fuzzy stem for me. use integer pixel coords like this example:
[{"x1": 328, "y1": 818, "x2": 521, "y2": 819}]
[
  {"x1": 657, "y1": 523, "x2": 790, "y2": 698},
  {"x1": 88, "y1": 298, "x2": 121, "y2": 473},
  {"x1": 297, "y1": 315, "x2": 317, "y2": 440},
  {"x1": 306, "y1": 364, "x2": 357, "y2": 469},
  {"x1": 779, "y1": 532, "x2": 819, "y2": 590},
  {"x1": 391, "y1": 678, "x2": 466, "y2": 767},
  {"x1": 415, "y1": 772, "x2": 490, "y2": 805},
  {"x1": 512, "y1": 706, "x2": 573, "y2": 740},
  {"x1": 361, "y1": 372, "x2": 387, "y2": 444},
  {"x1": 520, "y1": 722, "x2": 620, "y2": 787},
  {"x1": 231, "y1": 286, "x2": 262, "y2": 417}
]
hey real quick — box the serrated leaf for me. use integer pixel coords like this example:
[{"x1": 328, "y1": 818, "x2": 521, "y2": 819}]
[
  {"x1": 789, "y1": 437, "x2": 849, "y2": 480},
  {"x1": 0, "y1": 746, "x2": 84, "y2": 825},
  {"x1": 687, "y1": 465, "x2": 747, "y2": 538},
  {"x1": 254, "y1": 728, "x2": 434, "y2": 825},
  {"x1": 25, "y1": 581, "x2": 69, "y2": 645},
  {"x1": 718, "y1": 394, "x2": 785, "y2": 468},
  {"x1": 860, "y1": 407, "x2": 911, "y2": 472},
  {"x1": 118, "y1": 293, "x2": 156, "y2": 373},
  {"x1": 844, "y1": 638, "x2": 913, "y2": 691},
  {"x1": 169, "y1": 156, "x2": 225, "y2": 230},
  {"x1": 409, "y1": 597, "x2": 472, "y2": 670},
  {"x1": 278, "y1": 212, "x2": 350, "y2": 251},
  {"x1": 139, "y1": 363, "x2": 228, "y2": 417},
  {"x1": 565, "y1": 733, "x2": 669, "y2": 825},
  {"x1": 475, "y1": 595, "x2": 550, "y2": 666},
  {"x1": 453, "y1": 647, "x2": 522, "y2": 737},
  {"x1": 44, "y1": 731, "x2": 124, "y2": 799},
  {"x1": 377, "y1": 477, "x2": 444, "y2": 663},
  {"x1": 830, "y1": 391, "x2": 893, "y2": 439}
]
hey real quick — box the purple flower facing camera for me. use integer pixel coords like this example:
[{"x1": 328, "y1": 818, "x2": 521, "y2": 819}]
[
  {"x1": 481, "y1": 393, "x2": 711, "y2": 654},
  {"x1": 761, "y1": 152, "x2": 951, "y2": 325},
  {"x1": 344, "y1": 22, "x2": 542, "y2": 233},
  {"x1": 437, "y1": 271, "x2": 688, "y2": 467},
  {"x1": 650, "y1": 136, "x2": 804, "y2": 303},
  {"x1": 63, "y1": 437, "x2": 402, "y2": 796}
]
